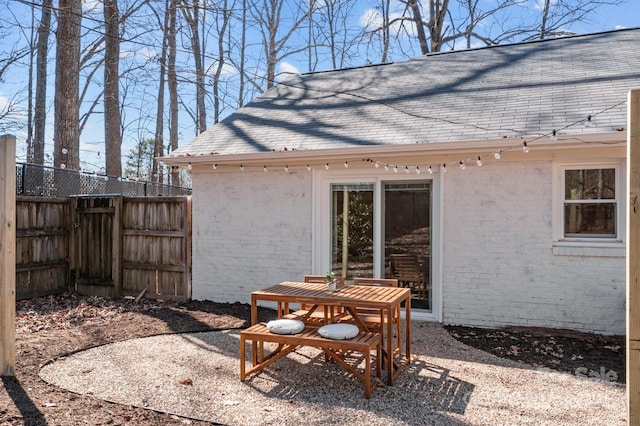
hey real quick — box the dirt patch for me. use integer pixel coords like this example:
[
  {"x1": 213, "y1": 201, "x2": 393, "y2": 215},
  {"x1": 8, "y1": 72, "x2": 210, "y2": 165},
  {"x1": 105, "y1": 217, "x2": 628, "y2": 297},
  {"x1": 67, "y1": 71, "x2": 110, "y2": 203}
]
[
  {"x1": 445, "y1": 325, "x2": 625, "y2": 383},
  {"x1": 0, "y1": 293, "x2": 625, "y2": 425}
]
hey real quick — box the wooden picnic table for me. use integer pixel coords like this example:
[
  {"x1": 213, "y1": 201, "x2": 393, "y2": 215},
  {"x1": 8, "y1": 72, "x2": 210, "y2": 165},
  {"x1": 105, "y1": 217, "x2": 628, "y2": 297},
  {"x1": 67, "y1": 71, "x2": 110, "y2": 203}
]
[{"x1": 250, "y1": 281, "x2": 411, "y2": 385}]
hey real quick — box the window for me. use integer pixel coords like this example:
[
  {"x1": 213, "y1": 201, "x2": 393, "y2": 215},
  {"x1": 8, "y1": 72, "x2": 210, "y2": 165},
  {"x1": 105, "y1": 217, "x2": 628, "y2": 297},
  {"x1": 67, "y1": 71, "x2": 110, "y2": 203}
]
[{"x1": 558, "y1": 164, "x2": 621, "y2": 241}]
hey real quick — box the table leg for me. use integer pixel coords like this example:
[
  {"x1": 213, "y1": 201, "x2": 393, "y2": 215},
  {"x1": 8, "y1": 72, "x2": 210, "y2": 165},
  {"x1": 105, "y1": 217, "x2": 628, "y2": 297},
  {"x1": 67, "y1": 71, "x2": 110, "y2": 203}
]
[
  {"x1": 251, "y1": 295, "x2": 258, "y2": 365},
  {"x1": 386, "y1": 307, "x2": 393, "y2": 385}
]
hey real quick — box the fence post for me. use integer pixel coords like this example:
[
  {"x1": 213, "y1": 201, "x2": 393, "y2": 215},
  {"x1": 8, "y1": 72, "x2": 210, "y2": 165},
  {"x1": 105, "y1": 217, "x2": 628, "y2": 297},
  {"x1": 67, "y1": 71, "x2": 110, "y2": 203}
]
[
  {"x1": 628, "y1": 88, "x2": 640, "y2": 425},
  {"x1": 0, "y1": 134, "x2": 16, "y2": 376}
]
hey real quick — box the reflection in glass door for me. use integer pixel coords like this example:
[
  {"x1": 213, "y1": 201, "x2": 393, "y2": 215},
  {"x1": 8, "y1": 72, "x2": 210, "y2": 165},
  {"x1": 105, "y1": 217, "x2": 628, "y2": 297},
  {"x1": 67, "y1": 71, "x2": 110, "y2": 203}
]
[
  {"x1": 330, "y1": 183, "x2": 374, "y2": 281},
  {"x1": 329, "y1": 180, "x2": 432, "y2": 312},
  {"x1": 383, "y1": 182, "x2": 431, "y2": 311}
]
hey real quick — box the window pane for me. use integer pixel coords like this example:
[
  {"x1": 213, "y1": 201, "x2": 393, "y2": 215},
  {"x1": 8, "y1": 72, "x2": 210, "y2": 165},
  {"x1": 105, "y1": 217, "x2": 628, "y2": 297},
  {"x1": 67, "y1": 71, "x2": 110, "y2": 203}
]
[
  {"x1": 565, "y1": 168, "x2": 615, "y2": 200},
  {"x1": 330, "y1": 184, "x2": 374, "y2": 281},
  {"x1": 564, "y1": 202, "x2": 616, "y2": 237},
  {"x1": 384, "y1": 182, "x2": 431, "y2": 311}
]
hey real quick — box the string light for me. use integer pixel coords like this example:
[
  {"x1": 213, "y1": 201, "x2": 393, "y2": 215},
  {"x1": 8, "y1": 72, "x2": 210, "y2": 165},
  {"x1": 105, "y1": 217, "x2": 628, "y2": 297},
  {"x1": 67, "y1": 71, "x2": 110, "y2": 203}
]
[
  {"x1": 584, "y1": 115, "x2": 594, "y2": 128},
  {"x1": 263, "y1": 165, "x2": 268, "y2": 173},
  {"x1": 193, "y1": 100, "x2": 622, "y2": 175}
]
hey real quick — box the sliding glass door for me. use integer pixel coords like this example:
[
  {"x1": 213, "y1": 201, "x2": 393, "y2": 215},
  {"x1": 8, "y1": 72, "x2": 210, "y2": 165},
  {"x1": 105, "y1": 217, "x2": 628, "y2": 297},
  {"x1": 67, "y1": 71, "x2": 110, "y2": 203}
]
[{"x1": 328, "y1": 180, "x2": 432, "y2": 311}]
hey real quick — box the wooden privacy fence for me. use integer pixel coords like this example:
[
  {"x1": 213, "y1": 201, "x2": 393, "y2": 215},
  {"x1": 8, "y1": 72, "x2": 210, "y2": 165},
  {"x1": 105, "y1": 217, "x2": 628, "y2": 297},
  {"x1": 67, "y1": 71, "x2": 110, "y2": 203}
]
[{"x1": 15, "y1": 195, "x2": 191, "y2": 301}]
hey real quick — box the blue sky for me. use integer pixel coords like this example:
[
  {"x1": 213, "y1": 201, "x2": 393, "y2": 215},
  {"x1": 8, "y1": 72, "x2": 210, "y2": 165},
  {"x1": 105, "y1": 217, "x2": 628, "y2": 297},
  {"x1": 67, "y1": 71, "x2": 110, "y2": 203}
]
[{"x1": 1, "y1": 0, "x2": 639, "y2": 174}]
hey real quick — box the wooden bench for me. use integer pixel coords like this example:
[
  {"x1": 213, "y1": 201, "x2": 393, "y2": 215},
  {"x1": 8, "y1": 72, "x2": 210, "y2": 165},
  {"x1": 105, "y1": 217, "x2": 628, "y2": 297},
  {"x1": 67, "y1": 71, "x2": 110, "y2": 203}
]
[{"x1": 240, "y1": 323, "x2": 382, "y2": 398}]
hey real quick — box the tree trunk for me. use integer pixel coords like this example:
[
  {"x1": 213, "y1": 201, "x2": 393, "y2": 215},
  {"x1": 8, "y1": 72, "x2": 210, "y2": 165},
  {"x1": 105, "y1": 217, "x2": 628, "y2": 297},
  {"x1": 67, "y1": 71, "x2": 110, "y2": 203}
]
[
  {"x1": 54, "y1": 0, "x2": 81, "y2": 170},
  {"x1": 152, "y1": 0, "x2": 170, "y2": 183},
  {"x1": 104, "y1": 0, "x2": 122, "y2": 176},
  {"x1": 33, "y1": 0, "x2": 52, "y2": 165},
  {"x1": 180, "y1": 0, "x2": 206, "y2": 134},
  {"x1": 168, "y1": 0, "x2": 180, "y2": 186},
  {"x1": 408, "y1": 0, "x2": 429, "y2": 54}
]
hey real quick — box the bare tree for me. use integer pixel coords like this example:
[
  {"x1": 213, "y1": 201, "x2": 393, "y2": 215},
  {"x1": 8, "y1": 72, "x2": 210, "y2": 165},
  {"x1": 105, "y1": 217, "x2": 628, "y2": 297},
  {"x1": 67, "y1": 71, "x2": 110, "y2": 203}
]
[
  {"x1": 311, "y1": 0, "x2": 360, "y2": 70},
  {"x1": 32, "y1": 0, "x2": 52, "y2": 165},
  {"x1": 54, "y1": 0, "x2": 82, "y2": 170},
  {"x1": 179, "y1": 0, "x2": 207, "y2": 134},
  {"x1": 104, "y1": 0, "x2": 122, "y2": 176},
  {"x1": 249, "y1": 0, "x2": 316, "y2": 89},
  {"x1": 168, "y1": 0, "x2": 180, "y2": 186}
]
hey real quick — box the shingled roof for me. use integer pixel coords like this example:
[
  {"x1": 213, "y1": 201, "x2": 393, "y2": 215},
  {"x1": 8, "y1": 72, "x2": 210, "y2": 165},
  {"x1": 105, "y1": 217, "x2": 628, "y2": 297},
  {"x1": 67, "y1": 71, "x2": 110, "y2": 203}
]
[{"x1": 171, "y1": 28, "x2": 640, "y2": 158}]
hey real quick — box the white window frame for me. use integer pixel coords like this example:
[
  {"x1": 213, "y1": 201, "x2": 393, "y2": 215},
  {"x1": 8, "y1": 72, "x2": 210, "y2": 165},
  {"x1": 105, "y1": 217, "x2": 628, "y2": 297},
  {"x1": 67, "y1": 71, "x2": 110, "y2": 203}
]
[
  {"x1": 552, "y1": 160, "x2": 625, "y2": 250},
  {"x1": 312, "y1": 167, "x2": 442, "y2": 322}
]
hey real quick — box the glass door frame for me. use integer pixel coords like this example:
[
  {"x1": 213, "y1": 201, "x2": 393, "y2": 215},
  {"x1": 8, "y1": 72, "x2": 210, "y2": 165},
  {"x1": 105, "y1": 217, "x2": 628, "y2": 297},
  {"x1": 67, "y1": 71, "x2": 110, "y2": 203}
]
[{"x1": 312, "y1": 167, "x2": 442, "y2": 322}]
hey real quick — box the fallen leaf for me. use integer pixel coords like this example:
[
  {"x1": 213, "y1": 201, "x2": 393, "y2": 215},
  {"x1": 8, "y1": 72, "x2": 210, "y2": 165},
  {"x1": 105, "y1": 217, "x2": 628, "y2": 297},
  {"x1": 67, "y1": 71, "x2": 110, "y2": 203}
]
[{"x1": 179, "y1": 378, "x2": 192, "y2": 385}]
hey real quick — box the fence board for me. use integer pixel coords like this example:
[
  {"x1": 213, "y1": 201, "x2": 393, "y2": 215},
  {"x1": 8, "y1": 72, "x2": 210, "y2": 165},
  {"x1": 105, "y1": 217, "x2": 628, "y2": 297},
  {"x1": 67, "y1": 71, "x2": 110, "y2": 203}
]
[
  {"x1": 15, "y1": 196, "x2": 70, "y2": 299},
  {"x1": 15, "y1": 195, "x2": 191, "y2": 302}
]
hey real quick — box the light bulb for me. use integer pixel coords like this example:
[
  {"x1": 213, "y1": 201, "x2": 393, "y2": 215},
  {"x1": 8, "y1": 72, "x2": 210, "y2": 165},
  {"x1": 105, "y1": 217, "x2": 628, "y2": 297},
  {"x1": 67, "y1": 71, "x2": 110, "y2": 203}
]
[
  {"x1": 285, "y1": 165, "x2": 289, "y2": 172},
  {"x1": 240, "y1": 164, "x2": 244, "y2": 171},
  {"x1": 459, "y1": 161, "x2": 466, "y2": 170},
  {"x1": 325, "y1": 163, "x2": 329, "y2": 170},
  {"x1": 405, "y1": 166, "x2": 410, "y2": 173},
  {"x1": 393, "y1": 165, "x2": 398, "y2": 173},
  {"x1": 212, "y1": 164, "x2": 217, "y2": 170},
  {"x1": 550, "y1": 130, "x2": 558, "y2": 142},
  {"x1": 584, "y1": 115, "x2": 594, "y2": 128},
  {"x1": 264, "y1": 165, "x2": 268, "y2": 173},
  {"x1": 344, "y1": 161, "x2": 348, "y2": 168},
  {"x1": 306, "y1": 164, "x2": 311, "y2": 171},
  {"x1": 384, "y1": 164, "x2": 389, "y2": 171},
  {"x1": 494, "y1": 150, "x2": 502, "y2": 160},
  {"x1": 428, "y1": 166, "x2": 433, "y2": 174},
  {"x1": 60, "y1": 163, "x2": 66, "y2": 169},
  {"x1": 416, "y1": 166, "x2": 421, "y2": 174},
  {"x1": 61, "y1": 147, "x2": 68, "y2": 155},
  {"x1": 374, "y1": 162, "x2": 380, "y2": 168},
  {"x1": 476, "y1": 156, "x2": 482, "y2": 167},
  {"x1": 522, "y1": 142, "x2": 529, "y2": 153},
  {"x1": 442, "y1": 164, "x2": 447, "y2": 173},
  {"x1": 188, "y1": 162, "x2": 192, "y2": 170}
]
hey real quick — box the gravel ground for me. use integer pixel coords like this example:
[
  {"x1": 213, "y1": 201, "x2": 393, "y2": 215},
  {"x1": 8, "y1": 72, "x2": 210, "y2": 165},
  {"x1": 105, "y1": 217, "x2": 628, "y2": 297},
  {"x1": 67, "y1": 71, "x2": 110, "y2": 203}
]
[{"x1": 39, "y1": 322, "x2": 625, "y2": 426}]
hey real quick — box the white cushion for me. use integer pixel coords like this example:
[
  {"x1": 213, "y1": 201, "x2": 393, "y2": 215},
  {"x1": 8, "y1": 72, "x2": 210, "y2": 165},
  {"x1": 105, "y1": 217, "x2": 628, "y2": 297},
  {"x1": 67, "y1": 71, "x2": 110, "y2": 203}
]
[
  {"x1": 266, "y1": 319, "x2": 305, "y2": 335},
  {"x1": 318, "y1": 323, "x2": 360, "y2": 340}
]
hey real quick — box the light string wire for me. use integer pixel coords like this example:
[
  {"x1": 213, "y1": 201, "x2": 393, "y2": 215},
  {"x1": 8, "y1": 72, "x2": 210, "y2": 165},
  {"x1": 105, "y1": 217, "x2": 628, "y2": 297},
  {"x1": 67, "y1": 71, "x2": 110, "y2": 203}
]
[{"x1": 185, "y1": 99, "x2": 627, "y2": 173}]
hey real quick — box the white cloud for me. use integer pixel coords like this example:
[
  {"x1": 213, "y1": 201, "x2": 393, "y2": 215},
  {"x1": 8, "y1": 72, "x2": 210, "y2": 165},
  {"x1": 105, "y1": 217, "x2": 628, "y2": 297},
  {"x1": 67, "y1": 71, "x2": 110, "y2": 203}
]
[
  {"x1": 205, "y1": 60, "x2": 237, "y2": 77},
  {"x1": 278, "y1": 62, "x2": 300, "y2": 76},
  {"x1": 137, "y1": 48, "x2": 158, "y2": 61},
  {"x1": 82, "y1": 0, "x2": 103, "y2": 14},
  {"x1": 615, "y1": 25, "x2": 627, "y2": 30}
]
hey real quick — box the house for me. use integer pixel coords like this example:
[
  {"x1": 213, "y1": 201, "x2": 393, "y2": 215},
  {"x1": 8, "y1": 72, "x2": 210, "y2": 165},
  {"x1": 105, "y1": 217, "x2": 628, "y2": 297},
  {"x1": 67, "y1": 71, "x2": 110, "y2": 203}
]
[{"x1": 164, "y1": 28, "x2": 640, "y2": 335}]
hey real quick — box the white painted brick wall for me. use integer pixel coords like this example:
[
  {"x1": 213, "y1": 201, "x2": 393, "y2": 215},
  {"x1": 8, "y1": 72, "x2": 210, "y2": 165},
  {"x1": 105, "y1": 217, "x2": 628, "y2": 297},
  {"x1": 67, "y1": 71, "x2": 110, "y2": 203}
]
[
  {"x1": 441, "y1": 160, "x2": 625, "y2": 334},
  {"x1": 190, "y1": 170, "x2": 313, "y2": 304},
  {"x1": 190, "y1": 160, "x2": 625, "y2": 334}
]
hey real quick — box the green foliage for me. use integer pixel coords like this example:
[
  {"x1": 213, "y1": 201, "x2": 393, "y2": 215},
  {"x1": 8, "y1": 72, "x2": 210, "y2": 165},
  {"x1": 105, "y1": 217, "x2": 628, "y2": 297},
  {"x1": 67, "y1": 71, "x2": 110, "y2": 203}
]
[
  {"x1": 124, "y1": 138, "x2": 155, "y2": 180},
  {"x1": 336, "y1": 193, "x2": 373, "y2": 259}
]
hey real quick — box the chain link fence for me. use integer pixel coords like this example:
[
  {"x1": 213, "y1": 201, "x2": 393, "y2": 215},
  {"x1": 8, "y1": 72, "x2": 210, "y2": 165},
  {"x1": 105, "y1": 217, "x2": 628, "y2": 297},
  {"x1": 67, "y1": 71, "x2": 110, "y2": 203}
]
[{"x1": 16, "y1": 163, "x2": 191, "y2": 197}]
